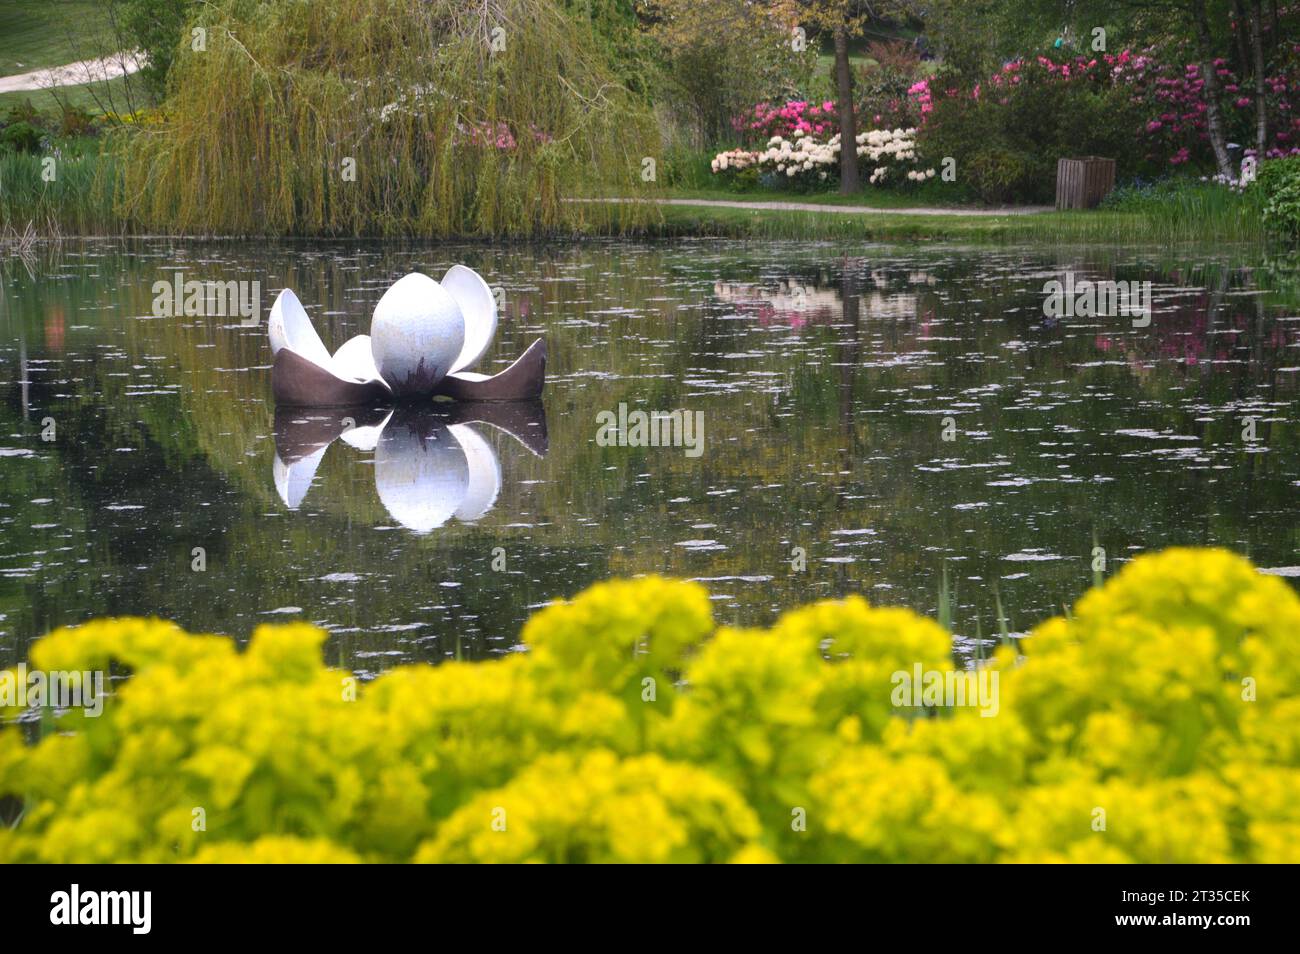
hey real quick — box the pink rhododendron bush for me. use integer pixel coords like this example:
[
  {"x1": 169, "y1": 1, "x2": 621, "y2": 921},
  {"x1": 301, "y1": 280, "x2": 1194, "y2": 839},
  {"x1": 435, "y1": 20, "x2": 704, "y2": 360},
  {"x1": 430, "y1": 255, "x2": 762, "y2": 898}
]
[
  {"x1": 1, "y1": 548, "x2": 1298, "y2": 863},
  {"x1": 918, "y1": 45, "x2": 1300, "y2": 202}
]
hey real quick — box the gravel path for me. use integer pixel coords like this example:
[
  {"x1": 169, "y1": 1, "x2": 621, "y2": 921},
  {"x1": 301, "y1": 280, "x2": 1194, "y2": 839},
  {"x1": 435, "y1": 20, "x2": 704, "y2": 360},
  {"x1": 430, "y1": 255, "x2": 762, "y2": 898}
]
[
  {"x1": 0, "y1": 54, "x2": 144, "y2": 94},
  {"x1": 570, "y1": 197, "x2": 1053, "y2": 217}
]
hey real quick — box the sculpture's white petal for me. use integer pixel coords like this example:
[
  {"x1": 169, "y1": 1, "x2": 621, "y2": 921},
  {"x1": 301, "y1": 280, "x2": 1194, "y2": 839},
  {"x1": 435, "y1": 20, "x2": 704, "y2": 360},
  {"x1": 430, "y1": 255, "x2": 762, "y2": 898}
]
[
  {"x1": 370, "y1": 273, "x2": 465, "y2": 396},
  {"x1": 339, "y1": 410, "x2": 393, "y2": 452},
  {"x1": 449, "y1": 423, "x2": 501, "y2": 521},
  {"x1": 442, "y1": 264, "x2": 498, "y2": 374},
  {"x1": 272, "y1": 444, "x2": 329, "y2": 510},
  {"x1": 373, "y1": 416, "x2": 468, "y2": 532},
  {"x1": 268, "y1": 288, "x2": 333, "y2": 369},
  {"x1": 332, "y1": 334, "x2": 383, "y2": 384}
]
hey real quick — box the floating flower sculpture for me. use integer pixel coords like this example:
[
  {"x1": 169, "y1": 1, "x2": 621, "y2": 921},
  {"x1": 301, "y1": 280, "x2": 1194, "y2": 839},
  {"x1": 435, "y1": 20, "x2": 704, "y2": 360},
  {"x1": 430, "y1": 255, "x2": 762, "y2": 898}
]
[{"x1": 269, "y1": 266, "x2": 545, "y2": 406}]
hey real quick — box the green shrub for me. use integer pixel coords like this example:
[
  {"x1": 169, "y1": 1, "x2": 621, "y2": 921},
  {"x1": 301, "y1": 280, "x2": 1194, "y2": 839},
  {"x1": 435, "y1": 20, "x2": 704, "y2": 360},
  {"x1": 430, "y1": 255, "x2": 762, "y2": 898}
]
[
  {"x1": 725, "y1": 165, "x2": 761, "y2": 193},
  {"x1": 660, "y1": 144, "x2": 716, "y2": 191},
  {"x1": 1256, "y1": 157, "x2": 1300, "y2": 240},
  {"x1": 109, "y1": 0, "x2": 200, "y2": 99},
  {"x1": 57, "y1": 106, "x2": 98, "y2": 139},
  {"x1": 4, "y1": 100, "x2": 43, "y2": 128},
  {"x1": 966, "y1": 146, "x2": 1038, "y2": 205},
  {"x1": 854, "y1": 40, "x2": 926, "y2": 129},
  {"x1": 0, "y1": 122, "x2": 44, "y2": 155},
  {"x1": 920, "y1": 63, "x2": 1149, "y2": 205},
  {"x1": 920, "y1": 97, "x2": 1040, "y2": 204}
]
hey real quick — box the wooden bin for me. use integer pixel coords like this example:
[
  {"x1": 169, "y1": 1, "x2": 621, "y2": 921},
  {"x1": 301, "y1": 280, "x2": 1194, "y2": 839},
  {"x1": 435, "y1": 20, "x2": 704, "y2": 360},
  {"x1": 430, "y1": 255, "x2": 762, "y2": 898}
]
[{"x1": 1055, "y1": 157, "x2": 1116, "y2": 210}]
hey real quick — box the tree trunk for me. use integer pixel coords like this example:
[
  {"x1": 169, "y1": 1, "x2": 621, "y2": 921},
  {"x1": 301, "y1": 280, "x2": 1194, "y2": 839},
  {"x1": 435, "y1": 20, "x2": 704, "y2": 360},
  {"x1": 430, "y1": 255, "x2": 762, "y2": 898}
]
[
  {"x1": 1249, "y1": 0, "x2": 1268, "y2": 156},
  {"x1": 1230, "y1": 0, "x2": 1251, "y2": 78},
  {"x1": 834, "y1": 27, "x2": 859, "y2": 194},
  {"x1": 1192, "y1": 0, "x2": 1235, "y2": 178}
]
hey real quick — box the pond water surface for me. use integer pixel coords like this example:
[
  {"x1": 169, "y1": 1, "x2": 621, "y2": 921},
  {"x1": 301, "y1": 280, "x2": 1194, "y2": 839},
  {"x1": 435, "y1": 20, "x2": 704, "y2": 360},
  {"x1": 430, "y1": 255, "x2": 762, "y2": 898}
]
[{"x1": 1, "y1": 239, "x2": 1297, "y2": 674}]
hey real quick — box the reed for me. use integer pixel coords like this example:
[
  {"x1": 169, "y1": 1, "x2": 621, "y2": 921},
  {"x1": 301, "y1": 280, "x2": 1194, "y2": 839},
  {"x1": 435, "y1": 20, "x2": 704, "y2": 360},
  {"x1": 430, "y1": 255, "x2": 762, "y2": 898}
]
[{"x1": 0, "y1": 150, "x2": 119, "y2": 235}]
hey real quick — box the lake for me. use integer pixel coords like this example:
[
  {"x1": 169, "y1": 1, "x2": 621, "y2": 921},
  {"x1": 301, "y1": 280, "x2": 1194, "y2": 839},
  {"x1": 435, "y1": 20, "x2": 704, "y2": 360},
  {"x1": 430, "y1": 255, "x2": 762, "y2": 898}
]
[{"x1": 1, "y1": 239, "x2": 1297, "y2": 676}]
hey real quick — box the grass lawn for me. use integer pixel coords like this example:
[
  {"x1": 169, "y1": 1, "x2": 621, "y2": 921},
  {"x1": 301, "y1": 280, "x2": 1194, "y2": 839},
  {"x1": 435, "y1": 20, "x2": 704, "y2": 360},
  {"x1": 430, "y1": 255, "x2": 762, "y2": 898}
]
[
  {"x1": 0, "y1": 1, "x2": 134, "y2": 117},
  {"x1": 0, "y1": 75, "x2": 133, "y2": 115},
  {"x1": 655, "y1": 186, "x2": 984, "y2": 210},
  {"x1": 0, "y1": 1, "x2": 108, "y2": 75},
  {"x1": 630, "y1": 201, "x2": 1263, "y2": 246}
]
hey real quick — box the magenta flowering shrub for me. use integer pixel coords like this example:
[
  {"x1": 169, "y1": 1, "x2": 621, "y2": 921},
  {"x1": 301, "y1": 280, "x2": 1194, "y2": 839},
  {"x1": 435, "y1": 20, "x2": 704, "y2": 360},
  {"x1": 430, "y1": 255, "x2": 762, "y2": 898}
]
[
  {"x1": 854, "y1": 84, "x2": 925, "y2": 131},
  {"x1": 737, "y1": 100, "x2": 837, "y2": 143},
  {"x1": 1130, "y1": 48, "x2": 1300, "y2": 167},
  {"x1": 907, "y1": 79, "x2": 933, "y2": 118},
  {"x1": 919, "y1": 53, "x2": 1147, "y2": 202},
  {"x1": 921, "y1": 45, "x2": 1300, "y2": 181}
]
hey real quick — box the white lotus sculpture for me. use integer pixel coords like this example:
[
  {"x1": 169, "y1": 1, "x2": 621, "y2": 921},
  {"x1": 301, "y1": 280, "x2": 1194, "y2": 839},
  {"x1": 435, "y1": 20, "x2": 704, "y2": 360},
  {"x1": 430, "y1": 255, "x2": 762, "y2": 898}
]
[{"x1": 269, "y1": 266, "x2": 544, "y2": 406}]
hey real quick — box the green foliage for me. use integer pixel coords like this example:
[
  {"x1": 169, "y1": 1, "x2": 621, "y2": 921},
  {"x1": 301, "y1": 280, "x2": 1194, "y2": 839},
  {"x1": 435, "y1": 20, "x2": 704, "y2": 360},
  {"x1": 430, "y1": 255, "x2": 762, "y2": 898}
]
[
  {"x1": 109, "y1": 0, "x2": 200, "y2": 99},
  {"x1": 648, "y1": 0, "x2": 815, "y2": 146},
  {"x1": 659, "y1": 144, "x2": 716, "y2": 190},
  {"x1": 0, "y1": 148, "x2": 119, "y2": 233},
  {"x1": 0, "y1": 121, "x2": 43, "y2": 154},
  {"x1": 1255, "y1": 157, "x2": 1300, "y2": 241},
  {"x1": 57, "y1": 105, "x2": 97, "y2": 139},
  {"x1": 114, "y1": 0, "x2": 660, "y2": 236},
  {"x1": 4, "y1": 99, "x2": 42, "y2": 127},
  {"x1": 1099, "y1": 176, "x2": 1265, "y2": 241},
  {"x1": 723, "y1": 165, "x2": 761, "y2": 193},
  {"x1": 920, "y1": 74, "x2": 1149, "y2": 204},
  {"x1": 559, "y1": 0, "x2": 659, "y2": 101},
  {"x1": 854, "y1": 39, "x2": 925, "y2": 128}
]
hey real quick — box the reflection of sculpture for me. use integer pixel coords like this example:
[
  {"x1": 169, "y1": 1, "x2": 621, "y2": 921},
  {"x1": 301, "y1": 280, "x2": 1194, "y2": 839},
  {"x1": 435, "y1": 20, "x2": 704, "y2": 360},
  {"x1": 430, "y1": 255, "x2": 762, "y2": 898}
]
[
  {"x1": 269, "y1": 267, "x2": 545, "y2": 406},
  {"x1": 272, "y1": 404, "x2": 547, "y2": 532}
]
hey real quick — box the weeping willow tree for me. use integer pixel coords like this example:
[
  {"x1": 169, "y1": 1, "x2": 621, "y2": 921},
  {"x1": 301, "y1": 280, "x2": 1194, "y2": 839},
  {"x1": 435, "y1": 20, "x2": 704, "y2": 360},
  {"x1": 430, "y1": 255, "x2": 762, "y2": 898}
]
[{"x1": 114, "y1": 0, "x2": 659, "y2": 236}]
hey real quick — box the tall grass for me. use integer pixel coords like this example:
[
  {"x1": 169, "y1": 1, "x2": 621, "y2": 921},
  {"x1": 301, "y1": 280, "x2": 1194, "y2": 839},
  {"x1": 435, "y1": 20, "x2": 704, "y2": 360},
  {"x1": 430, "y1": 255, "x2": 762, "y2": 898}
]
[
  {"x1": 0, "y1": 150, "x2": 119, "y2": 234},
  {"x1": 635, "y1": 195, "x2": 1268, "y2": 245},
  {"x1": 1096, "y1": 178, "x2": 1267, "y2": 244},
  {"x1": 114, "y1": 0, "x2": 659, "y2": 236}
]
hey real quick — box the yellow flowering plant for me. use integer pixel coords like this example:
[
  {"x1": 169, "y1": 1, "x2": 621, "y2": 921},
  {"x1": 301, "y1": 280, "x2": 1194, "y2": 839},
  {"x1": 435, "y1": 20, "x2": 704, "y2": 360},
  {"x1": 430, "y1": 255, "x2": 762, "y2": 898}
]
[{"x1": 0, "y1": 547, "x2": 1296, "y2": 863}]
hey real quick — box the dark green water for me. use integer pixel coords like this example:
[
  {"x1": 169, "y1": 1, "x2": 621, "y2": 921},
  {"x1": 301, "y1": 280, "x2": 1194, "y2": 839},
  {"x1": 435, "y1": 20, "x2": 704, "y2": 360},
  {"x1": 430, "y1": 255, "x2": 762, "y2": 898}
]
[{"x1": 1, "y1": 239, "x2": 1297, "y2": 674}]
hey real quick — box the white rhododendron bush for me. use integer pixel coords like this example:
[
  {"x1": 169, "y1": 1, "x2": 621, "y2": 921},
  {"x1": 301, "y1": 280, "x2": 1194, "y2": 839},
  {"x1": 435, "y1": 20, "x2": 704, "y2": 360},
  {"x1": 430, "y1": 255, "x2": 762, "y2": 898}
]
[{"x1": 710, "y1": 128, "x2": 934, "y2": 190}]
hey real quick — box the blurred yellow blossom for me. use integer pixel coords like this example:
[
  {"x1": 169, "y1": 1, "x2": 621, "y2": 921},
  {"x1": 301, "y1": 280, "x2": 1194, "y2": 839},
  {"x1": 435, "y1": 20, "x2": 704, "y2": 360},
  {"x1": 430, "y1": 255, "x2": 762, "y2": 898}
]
[{"x1": 0, "y1": 548, "x2": 1295, "y2": 862}]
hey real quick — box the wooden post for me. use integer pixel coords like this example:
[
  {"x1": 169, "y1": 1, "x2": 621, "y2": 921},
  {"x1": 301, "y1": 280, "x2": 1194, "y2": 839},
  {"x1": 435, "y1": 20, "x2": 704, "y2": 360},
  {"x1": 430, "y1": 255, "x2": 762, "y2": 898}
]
[{"x1": 1055, "y1": 157, "x2": 1116, "y2": 210}]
